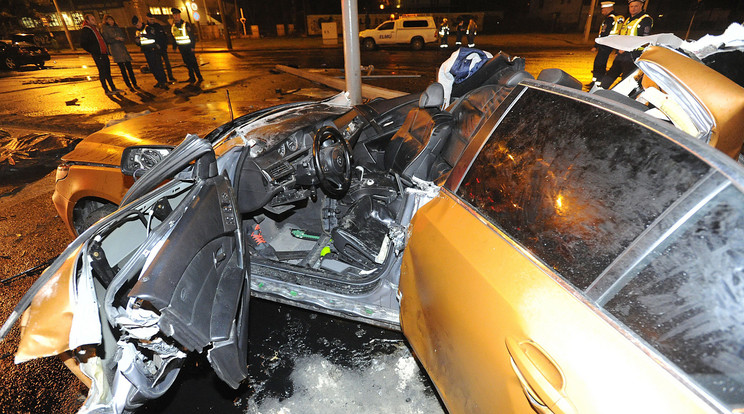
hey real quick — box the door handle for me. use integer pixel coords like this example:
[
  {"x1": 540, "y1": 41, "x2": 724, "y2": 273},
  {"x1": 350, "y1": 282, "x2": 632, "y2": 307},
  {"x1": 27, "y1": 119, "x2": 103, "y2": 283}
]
[{"x1": 505, "y1": 337, "x2": 576, "y2": 414}]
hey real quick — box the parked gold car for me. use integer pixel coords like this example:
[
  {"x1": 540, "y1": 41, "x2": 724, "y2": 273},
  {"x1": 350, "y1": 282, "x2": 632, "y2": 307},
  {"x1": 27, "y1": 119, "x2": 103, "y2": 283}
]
[{"x1": 53, "y1": 103, "x2": 237, "y2": 235}]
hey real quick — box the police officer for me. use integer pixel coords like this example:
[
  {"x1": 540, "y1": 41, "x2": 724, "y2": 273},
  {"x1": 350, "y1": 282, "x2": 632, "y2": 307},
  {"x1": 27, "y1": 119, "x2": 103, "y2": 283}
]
[
  {"x1": 133, "y1": 15, "x2": 169, "y2": 89},
  {"x1": 589, "y1": 2, "x2": 623, "y2": 87},
  {"x1": 455, "y1": 17, "x2": 465, "y2": 46},
  {"x1": 439, "y1": 18, "x2": 450, "y2": 48},
  {"x1": 146, "y1": 12, "x2": 177, "y2": 82},
  {"x1": 171, "y1": 8, "x2": 203, "y2": 83},
  {"x1": 466, "y1": 17, "x2": 478, "y2": 47},
  {"x1": 599, "y1": 0, "x2": 652, "y2": 89}
]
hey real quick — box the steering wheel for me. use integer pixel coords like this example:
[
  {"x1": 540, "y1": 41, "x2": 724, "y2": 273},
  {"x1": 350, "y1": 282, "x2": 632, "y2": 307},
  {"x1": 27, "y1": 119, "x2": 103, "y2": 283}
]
[{"x1": 313, "y1": 126, "x2": 352, "y2": 198}]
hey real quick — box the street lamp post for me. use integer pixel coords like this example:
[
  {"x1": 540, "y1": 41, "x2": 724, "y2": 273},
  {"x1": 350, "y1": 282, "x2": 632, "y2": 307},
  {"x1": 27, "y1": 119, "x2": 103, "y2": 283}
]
[
  {"x1": 217, "y1": 0, "x2": 233, "y2": 50},
  {"x1": 51, "y1": 0, "x2": 74, "y2": 50},
  {"x1": 583, "y1": 0, "x2": 598, "y2": 43},
  {"x1": 341, "y1": 0, "x2": 362, "y2": 104}
]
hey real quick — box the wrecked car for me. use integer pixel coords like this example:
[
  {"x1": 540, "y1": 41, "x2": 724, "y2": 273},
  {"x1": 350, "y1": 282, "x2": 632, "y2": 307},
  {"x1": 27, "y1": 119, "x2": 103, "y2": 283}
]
[
  {"x1": 53, "y1": 103, "x2": 241, "y2": 236},
  {"x1": 3, "y1": 40, "x2": 744, "y2": 413},
  {"x1": 0, "y1": 36, "x2": 50, "y2": 70}
]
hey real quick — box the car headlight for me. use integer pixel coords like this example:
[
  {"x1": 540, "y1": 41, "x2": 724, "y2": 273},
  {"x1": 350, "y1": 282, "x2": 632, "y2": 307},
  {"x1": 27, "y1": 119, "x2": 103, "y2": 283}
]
[{"x1": 120, "y1": 146, "x2": 174, "y2": 177}]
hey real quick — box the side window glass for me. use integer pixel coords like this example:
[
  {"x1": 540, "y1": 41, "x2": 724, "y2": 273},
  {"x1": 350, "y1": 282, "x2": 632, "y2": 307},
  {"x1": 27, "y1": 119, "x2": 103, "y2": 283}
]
[
  {"x1": 456, "y1": 88, "x2": 709, "y2": 289},
  {"x1": 604, "y1": 184, "x2": 744, "y2": 408},
  {"x1": 402, "y1": 20, "x2": 428, "y2": 28},
  {"x1": 378, "y1": 22, "x2": 394, "y2": 30}
]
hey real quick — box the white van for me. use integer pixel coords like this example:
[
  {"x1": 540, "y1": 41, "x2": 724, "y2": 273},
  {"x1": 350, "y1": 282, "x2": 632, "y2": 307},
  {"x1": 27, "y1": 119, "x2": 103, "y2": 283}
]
[{"x1": 359, "y1": 15, "x2": 437, "y2": 51}]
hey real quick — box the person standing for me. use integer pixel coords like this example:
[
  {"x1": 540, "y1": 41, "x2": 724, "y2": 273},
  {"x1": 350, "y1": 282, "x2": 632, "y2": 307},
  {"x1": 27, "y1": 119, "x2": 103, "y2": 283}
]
[
  {"x1": 170, "y1": 8, "x2": 203, "y2": 83},
  {"x1": 80, "y1": 14, "x2": 121, "y2": 95},
  {"x1": 439, "y1": 18, "x2": 450, "y2": 48},
  {"x1": 101, "y1": 15, "x2": 138, "y2": 92},
  {"x1": 599, "y1": 0, "x2": 652, "y2": 89},
  {"x1": 466, "y1": 17, "x2": 478, "y2": 47},
  {"x1": 455, "y1": 17, "x2": 465, "y2": 46},
  {"x1": 133, "y1": 16, "x2": 169, "y2": 89},
  {"x1": 589, "y1": 2, "x2": 624, "y2": 88},
  {"x1": 146, "y1": 12, "x2": 177, "y2": 82}
]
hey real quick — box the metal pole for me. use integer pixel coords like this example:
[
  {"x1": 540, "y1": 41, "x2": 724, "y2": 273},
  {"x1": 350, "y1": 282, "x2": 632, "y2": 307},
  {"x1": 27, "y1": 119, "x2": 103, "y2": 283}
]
[
  {"x1": 218, "y1": 0, "x2": 233, "y2": 49},
  {"x1": 583, "y1": 0, "x2": 598, "y2": 43},
  {"x1": 341, "y1": 0, "x2": 361, "y2": 105},
  {"x1": 51, "y1": 0, "x2": 75, "y2": 50},
  {"x1": 685, "y1": 0, "x2": 702, "y2": 40},
  {"x1": 233, "y1": 0, "x2": 239, "y2": 33}
]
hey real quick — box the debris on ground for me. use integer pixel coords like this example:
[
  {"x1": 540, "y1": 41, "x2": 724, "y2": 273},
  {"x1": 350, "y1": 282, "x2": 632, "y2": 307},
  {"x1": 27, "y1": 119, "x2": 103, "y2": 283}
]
[
  {"x1": 103, "y1": 109, "x2": 152, "y2": 127},
  {"x1": 0, "y1": 131, "x2": 80, "y2": 185},
  {"x1": 65, "y1": 98, "x2": 79, "y2": 106}
]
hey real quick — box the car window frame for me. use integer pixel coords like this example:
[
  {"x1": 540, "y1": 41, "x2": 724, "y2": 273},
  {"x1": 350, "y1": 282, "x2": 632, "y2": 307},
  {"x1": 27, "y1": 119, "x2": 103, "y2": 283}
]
[
  {"x1": 377, "y1": 21, "x2": 394, "y2": 31},
  {"x1": 441, "y1": 79, "x2": 744, "y2": 413}
]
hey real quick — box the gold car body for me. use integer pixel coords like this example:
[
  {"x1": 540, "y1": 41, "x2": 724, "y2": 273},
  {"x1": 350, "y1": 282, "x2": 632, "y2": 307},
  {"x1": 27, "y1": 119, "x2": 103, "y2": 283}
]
[
  {"x1": 53, "y1": 103, "x2": 237, "y2": 235},
  {"x1": 400, "y1": 191, "x2": 718, "y2": 413}
]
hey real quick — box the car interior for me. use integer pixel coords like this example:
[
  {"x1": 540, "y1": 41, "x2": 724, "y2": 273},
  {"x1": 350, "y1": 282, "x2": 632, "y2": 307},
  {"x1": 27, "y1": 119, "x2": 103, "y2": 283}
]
[{"x1": 222, "y1": 52, "x2": 574, "y2": 300}]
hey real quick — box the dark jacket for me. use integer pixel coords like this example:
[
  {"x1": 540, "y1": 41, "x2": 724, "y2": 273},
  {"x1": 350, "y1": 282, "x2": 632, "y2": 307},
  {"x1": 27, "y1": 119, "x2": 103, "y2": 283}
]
[
  {"x1": 80, "y1": 24, "x2": 106, "y2": 56},
  {"x1": 101, "y1": 24, "x2": 132, "y2": 63},
  {"x1": 148, "y1": 21, "x2": 170, "y2": 49},
  {"x1": 134, "y1": 24, "x2": 160, "y2": 52}
]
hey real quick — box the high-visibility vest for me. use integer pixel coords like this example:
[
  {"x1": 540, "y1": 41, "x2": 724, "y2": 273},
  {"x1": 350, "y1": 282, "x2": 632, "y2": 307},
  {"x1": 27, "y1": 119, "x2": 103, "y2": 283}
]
[
  {"x1": 609, "y1": 14, "x2": 624, "y2": 35},
  {"x1": 620, "y1": 14, "x2": 651, "y2": 36},
  {"x1": 136, "y1": 29, "x2": 155, "y2": 46},
  {"x1": 172, "y1": 23, "x2": 190, "y2": 45}
]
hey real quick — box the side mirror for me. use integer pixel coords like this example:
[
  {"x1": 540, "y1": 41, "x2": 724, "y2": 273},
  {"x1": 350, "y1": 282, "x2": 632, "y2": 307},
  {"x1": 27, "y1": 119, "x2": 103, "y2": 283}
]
[{"x1": 121, "y1": 146, "x2": 174, "y2": 176}]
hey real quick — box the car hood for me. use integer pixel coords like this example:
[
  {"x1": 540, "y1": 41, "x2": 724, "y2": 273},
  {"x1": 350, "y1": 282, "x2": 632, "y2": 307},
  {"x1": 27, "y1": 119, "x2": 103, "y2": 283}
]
[{"x1": 62, "y1": 103, "x2": 239, "y2": 166}]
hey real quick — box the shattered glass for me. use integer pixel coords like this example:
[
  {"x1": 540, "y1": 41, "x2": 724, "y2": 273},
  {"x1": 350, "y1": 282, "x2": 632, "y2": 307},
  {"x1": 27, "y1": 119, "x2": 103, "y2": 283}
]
[
  {"x1": 606, "y1": 184, "x2": 744, "y2": 408},
  {"x1": 456, "y1": 88, "x2": 710, "y2": 290}
]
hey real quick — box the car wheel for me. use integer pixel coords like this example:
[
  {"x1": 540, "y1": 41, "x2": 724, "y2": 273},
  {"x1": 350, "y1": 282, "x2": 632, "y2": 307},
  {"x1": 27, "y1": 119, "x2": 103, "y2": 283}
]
[
  {"x1": 74, "y1": 200, "x2": 118, "y2": 235},
  {"x1": 4, "y1": 56, "x2": 18, "y2": 70},
  {"x1": 35, "y1": 62, "x2": 45, "y2": 69},
  {"x1": 411, "y1": 37, "x2": 424, "y2": 51},
  {"x1": 362, "y1": 38, "x2": 376, "y2": 51}
]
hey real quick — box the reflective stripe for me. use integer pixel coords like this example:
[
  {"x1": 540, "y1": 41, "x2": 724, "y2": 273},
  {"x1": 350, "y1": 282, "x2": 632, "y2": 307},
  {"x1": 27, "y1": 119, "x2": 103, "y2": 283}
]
[
  {"x1": 609, "y1": 15, "x2": 624, "y2": 35},
  {"x1": 172, "y1": 24, "x2": 190, "y2": 45},
  {"x1": 135, "y1": 30, "x2": 155, "y2": 45},
  {"x1": 620, "y1": 14, "x2": 650, "y2": 36},
  {"x1": 599, "y1": 14, "x2": 624, "y2": 37}
]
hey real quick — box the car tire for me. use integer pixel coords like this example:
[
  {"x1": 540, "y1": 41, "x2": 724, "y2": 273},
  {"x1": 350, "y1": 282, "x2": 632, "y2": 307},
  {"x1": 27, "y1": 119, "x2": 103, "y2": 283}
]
[
  {"x1": 411, "y1": 37, "x2": 424, "y2": 51},
  {"x1": 362, "y1": 38, "x2": 376, "y2": 51},
  {"x1": 4, "y1": 56, "x2": 18, "y2": 70},
  {"x1": 74, "y1": 201, "x2": 117, "y2": 235},
  {"x1": 35, "y1": 62, "x2": 45, "y2": 69}
]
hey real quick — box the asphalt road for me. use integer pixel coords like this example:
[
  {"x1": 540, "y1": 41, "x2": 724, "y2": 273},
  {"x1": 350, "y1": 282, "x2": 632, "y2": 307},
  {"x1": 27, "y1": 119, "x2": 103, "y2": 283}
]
[
  {"x1": 0, "y1": 42, "x2": 596, "y2": 413},
  {"x1": 0, "y1": 45, "x2": 595, "y2": 135}
]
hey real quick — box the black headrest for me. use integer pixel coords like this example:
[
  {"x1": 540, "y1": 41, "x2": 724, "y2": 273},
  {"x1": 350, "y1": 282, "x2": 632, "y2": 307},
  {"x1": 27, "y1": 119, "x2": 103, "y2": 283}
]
[
  {"x1": 496, "y1": 70, "x2": 534, "y2": 87},
  {"x1": 419, "y1": 82, "x2": 445, "y2": 109},
  {"x1": 537, "y1": 68, "x2": 583, "y2": 90}
]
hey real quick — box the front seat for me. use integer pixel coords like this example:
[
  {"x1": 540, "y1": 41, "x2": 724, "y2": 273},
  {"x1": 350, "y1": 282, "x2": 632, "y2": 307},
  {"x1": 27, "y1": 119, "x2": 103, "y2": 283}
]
[{"x1": 383, "y1": 82, "x2": 453, "y2": 181}]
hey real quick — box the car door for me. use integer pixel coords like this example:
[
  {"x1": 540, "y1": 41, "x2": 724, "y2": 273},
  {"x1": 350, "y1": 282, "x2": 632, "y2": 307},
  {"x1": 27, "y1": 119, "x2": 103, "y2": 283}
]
[
  {"x1": 119, "y1": 134, "x2": 250, "y2": 388},
  {"x1": 4, "y1": 135, "x2": 249, "y2": 411},
  {"x1": 399, "y1": 85, "x2": 726, "y2": 413},
  {"x1": 376, "y1": 21, "x2": 395, "y2": 44}
]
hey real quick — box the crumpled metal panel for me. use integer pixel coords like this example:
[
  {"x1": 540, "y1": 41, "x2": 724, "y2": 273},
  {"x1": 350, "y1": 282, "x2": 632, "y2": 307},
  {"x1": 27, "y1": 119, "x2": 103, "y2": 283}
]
[{"x1": 15, "y1": 245, "x2": 82, "y2": 363}]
